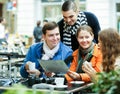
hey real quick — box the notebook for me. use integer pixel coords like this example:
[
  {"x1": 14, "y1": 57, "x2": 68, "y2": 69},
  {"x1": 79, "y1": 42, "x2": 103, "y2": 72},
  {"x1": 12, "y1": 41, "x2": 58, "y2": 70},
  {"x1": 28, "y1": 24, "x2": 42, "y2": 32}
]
[{"x1": 40, "y1": 60, "x2": 69, "y2": 73}]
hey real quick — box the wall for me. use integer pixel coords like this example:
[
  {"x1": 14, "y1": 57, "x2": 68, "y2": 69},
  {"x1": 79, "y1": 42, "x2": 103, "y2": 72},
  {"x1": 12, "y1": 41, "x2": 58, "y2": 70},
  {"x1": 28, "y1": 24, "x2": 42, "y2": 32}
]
[
  {"x1": 17, "y1": 0, "x2": 34, "y2": 36},
  {"x1": 86, "y1": 0, "x2": 116, "y2": 29}
]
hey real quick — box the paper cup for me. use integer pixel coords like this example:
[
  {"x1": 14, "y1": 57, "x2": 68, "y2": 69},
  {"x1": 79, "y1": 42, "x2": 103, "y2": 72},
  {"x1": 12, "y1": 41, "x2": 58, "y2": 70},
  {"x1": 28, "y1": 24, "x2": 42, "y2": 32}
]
[
  {"x1": 83, "y1": 61, "x2": 92, "y2": 66},
  {"x1": 55, "y1": 77, "x2": 64, "y2": 86},
  {"x1": 29, "y1": 63, "x2": 35, "y2": 71}
]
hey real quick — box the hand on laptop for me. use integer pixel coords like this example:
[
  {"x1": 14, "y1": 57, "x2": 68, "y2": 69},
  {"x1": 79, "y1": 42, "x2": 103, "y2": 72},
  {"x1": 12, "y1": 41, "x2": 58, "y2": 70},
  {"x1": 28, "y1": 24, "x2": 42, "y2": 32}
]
[{"x1": 44, "y1": 71, "x2": 55, "y2": 77}]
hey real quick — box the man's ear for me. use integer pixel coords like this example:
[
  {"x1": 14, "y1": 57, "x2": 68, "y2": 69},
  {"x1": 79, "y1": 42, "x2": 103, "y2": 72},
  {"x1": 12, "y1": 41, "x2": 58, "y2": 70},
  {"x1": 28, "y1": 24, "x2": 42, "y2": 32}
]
[{"x1": 42, "y1": 34, "x2": 45, "y2": 40}]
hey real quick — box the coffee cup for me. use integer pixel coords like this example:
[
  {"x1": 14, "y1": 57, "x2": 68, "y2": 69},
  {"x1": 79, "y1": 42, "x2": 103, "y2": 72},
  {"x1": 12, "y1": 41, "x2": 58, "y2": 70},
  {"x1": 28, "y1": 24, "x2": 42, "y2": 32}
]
[
  {"x1": 29, "y1": 62, "x2": 35, "y2": 71},
  {"x1": 55, "y1": 77, "x2": 64, "y2": 86}
]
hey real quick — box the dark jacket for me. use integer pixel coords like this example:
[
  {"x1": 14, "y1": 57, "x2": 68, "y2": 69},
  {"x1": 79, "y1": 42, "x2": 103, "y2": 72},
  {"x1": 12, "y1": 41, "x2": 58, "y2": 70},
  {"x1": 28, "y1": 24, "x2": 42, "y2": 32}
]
[
  {"x1": 58, "y1": 12, "x2": 101, "y2": 51},
  {"x1": 33, "y1": 26, "x2": 42, "y2": 43}
]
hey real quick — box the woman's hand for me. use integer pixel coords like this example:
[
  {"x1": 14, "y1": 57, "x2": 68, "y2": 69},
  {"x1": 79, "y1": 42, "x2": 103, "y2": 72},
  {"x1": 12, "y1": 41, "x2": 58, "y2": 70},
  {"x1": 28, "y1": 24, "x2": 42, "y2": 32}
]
[
  {"x1": 82, "y1": 61, "x2": 97, "y2": 81},
  {"x1": 67, "y1": 70, "x2": 81, "y2": 80}
]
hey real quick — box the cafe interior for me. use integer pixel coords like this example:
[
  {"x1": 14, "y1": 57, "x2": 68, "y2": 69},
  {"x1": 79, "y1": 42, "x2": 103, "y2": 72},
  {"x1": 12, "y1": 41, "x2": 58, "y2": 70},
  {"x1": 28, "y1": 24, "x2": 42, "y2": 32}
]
[{"x1": 0, "y1": 35, "x2": 94, "y2": 94}]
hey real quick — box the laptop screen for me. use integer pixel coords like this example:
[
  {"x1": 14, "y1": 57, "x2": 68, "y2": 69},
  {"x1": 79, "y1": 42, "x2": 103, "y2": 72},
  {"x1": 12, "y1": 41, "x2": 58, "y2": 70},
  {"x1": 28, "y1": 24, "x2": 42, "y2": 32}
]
[{"x1": 40, "y1": 60, "x2": 69, "y2": 73}]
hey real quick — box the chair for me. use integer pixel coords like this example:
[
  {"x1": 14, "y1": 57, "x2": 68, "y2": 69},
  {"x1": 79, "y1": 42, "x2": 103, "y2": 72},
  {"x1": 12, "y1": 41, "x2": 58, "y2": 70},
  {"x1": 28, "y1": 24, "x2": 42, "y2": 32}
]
[{"x1": 32, "y1": 83, "x2": 54, "y2": 94}]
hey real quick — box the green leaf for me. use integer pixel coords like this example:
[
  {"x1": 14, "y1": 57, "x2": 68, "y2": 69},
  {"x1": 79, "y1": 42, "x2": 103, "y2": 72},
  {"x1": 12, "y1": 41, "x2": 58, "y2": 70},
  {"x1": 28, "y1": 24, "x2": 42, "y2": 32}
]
[{"x1": 91, "y1": 69, "x2": 120, "y2": 94}]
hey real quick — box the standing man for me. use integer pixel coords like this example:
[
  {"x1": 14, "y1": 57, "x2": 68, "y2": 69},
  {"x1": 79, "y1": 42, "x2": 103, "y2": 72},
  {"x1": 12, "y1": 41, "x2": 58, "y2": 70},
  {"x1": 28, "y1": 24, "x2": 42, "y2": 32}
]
[
  {"x1": 33, "y1": 20, "x2": 42, "y2": 43},
  {"x1": 43, "y1": 19, "x2": 48, "y2": 26},
  {"x1": 0, "y1": 17, "x2": 7, "y2": 44},
  {"x1": 20, "y1": 21, "x2": 73, "y2": 78},
  {"x1": 58, "y1": 0, "x2": 101, "y2": 51}
]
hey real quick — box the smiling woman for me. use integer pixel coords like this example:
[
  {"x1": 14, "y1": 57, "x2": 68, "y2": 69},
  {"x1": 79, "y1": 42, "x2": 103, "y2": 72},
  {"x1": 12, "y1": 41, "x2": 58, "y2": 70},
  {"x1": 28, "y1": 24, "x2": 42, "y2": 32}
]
[
  {"x1": 82, "y1": 27, "x2": 120, "y2": 93},
  {"x1": 65, "y1": 25, "x2": 102, "y2": 83}
]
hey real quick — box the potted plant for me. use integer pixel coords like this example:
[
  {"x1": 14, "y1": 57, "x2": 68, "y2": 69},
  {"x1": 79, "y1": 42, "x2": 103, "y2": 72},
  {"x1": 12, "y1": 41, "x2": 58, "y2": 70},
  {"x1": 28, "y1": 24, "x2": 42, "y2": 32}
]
[{"x1": 92, "y1": 69, "x2": 120, "y2": 94}]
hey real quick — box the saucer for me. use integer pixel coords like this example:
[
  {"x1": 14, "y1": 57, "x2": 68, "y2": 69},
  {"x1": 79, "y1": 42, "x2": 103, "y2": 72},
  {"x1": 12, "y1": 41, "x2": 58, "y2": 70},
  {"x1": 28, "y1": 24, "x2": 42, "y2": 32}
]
[
  {"x1": 54, "y1": 85, "x2": 68, "y2": 89},
  {"x1": 70, "y1": 81, "x2": 85, "y2": 86}
]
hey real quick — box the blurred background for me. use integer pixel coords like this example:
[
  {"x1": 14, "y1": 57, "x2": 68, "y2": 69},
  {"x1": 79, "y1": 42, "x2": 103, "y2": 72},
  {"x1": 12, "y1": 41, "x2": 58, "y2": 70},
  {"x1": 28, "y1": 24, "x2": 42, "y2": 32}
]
[{"x1": 0, "y1": 0, "x2": 120, "y2": 47}]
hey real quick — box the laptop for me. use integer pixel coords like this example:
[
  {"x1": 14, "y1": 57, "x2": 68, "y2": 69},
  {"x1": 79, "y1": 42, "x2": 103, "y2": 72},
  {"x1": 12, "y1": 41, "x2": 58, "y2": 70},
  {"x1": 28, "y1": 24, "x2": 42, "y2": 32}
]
[{"x1": 40, "y1": 60, "x2": 69, "y2": 73}]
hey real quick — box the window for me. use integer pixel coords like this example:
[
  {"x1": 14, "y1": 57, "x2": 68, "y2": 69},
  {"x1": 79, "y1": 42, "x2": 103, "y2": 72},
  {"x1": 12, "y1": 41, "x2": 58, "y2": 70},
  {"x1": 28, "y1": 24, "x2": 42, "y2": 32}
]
[
  {"x1": 116, "y1": 3, "x2": 120, "y2": 33},
  {"x1": 42, "y1": 0, "x2": 86, "y2": 22}
]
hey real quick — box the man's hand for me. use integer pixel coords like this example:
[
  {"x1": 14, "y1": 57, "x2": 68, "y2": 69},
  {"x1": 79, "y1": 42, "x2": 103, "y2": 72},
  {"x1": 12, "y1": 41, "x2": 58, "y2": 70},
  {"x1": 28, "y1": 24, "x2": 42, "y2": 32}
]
[
  {"x1": 44, "y1": 71, "x2": 55, "y2": 77},
  {"x1": 25, "y1": 61, "x2": 41, "y2": 77},
  {"x1": 27, "y1": 69, "x2": 40, "y2": 77}
]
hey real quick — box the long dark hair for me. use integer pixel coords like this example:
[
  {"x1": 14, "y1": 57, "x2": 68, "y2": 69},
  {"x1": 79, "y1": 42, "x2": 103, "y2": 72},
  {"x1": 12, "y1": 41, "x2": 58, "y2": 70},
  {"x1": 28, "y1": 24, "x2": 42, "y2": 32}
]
[{"x1": 99, "y1": 28, "x2": 120, "y2": 72}]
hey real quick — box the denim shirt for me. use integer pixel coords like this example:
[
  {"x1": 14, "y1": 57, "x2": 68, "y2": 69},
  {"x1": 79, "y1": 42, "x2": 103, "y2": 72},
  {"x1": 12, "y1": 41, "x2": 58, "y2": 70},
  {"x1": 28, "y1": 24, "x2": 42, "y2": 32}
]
[{"x1": 20, "y1": 42, "x2": 73, "y2": 78}]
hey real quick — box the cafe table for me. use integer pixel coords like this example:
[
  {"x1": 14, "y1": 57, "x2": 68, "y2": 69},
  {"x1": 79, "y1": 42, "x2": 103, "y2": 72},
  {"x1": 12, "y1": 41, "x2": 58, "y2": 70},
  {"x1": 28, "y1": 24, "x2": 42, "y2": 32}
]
[
  {"x1": 0, "y1": 52, "x2": 25, "y2": 79},
  {"x1": 32, "y1": 82, "x2": 94, "y2": 94},
  {"x1": 0, "y1": 82, "x2": 93, "y2": 94}
]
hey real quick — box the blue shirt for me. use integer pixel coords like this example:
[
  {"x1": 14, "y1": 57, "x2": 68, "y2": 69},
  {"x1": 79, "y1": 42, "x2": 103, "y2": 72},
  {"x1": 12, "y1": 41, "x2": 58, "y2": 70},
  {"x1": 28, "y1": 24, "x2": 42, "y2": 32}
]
[{"x1": 20, "y1": 42, "x2": 73, "y2": 78}]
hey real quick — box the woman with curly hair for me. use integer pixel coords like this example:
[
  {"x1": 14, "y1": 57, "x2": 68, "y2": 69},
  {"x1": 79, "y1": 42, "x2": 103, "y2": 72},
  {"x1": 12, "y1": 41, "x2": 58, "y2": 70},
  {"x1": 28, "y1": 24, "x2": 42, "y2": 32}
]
[
  {"x1": 82, "y1": 28, "x2": 120, "y2": 81},
  {"x1": 99, "y1": 28, "x2": 120, "y2": 72}
]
